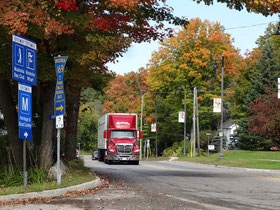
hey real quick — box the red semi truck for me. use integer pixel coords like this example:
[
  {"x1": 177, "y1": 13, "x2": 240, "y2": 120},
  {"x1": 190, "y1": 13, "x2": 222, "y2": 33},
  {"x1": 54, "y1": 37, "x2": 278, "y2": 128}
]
[{"x1": 97, "y1": 113, "x2": 141, "y2": 165}]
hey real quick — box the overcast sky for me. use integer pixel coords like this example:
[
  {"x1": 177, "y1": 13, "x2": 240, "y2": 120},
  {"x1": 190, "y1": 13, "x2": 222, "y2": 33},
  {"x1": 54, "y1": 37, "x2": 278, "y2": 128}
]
[{"x1": 106, "y1": 1, "x2": 277, "y2": 75}]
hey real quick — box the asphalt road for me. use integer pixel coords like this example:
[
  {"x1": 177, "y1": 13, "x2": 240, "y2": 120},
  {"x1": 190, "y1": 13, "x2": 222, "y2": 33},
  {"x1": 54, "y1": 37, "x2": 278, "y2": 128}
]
[{"x1": 3, "y1": 156, "x2": 280, "y2": 209}]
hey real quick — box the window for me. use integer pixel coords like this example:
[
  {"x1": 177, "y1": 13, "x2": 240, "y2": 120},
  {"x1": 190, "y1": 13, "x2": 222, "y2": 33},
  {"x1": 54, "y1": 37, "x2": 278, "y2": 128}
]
[{"x1": 111, "y1": 130, "x2": 135, "y2": 139}]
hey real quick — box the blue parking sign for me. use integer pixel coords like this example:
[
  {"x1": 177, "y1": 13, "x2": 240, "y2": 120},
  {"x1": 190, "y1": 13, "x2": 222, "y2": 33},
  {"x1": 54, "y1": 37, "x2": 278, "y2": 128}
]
[
  {"x1": 18, "y1": 83, "x2": 32, "y2": 130},
  {"x1": 12, "y1": 34, "x2": 37, "y2": 86}
]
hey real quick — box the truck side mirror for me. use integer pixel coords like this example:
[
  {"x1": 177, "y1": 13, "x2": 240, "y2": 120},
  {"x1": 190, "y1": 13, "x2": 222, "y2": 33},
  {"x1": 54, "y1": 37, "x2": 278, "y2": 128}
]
[
  {"x1": 103, "y1": 130, "x2": 106, "y2": 138},
  {"x1": 139, "y1": 131, "x2": 143, "y2": 139}
]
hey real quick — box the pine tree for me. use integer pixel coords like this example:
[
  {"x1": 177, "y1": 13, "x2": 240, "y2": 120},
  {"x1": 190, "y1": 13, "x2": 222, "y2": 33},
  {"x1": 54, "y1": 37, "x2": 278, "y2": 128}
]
[{"x1": 244, "y1": 41, "x2": 280, "y2": 107}]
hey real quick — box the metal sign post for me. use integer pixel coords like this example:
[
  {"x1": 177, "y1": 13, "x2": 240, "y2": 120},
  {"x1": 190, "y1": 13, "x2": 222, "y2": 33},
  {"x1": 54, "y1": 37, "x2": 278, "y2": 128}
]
[
  {"x1": 54, "y1": 56, "x2": 67, "y2": 185},
  {"x1": 56, "y1": 115, "x2": 63, "y2": 185},
  {"x1": 23, "y1": 140, "x2": 27, "y2": 188},
  {"x1": 13, "y1": 34, "x2": 37, "y2": 189},
  {"x1": 18, "y1": 82, "x2": 33, "y2": 189},
  {"x1": 57, "y1": 128, "x2": 61, "y2": 185}
]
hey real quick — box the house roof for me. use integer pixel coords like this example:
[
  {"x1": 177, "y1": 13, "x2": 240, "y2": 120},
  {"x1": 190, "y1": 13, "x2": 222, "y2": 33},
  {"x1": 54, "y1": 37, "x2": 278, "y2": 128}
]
[{"x1": 223, "y1": 118, "x2": 234, "y2": 129}]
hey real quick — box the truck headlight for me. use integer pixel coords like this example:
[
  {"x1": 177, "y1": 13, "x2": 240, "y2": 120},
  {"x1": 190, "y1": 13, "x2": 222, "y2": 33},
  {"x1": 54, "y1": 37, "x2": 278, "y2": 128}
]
[{"x1": 134, "y1": 149, "x2": 140, "y2": 153}]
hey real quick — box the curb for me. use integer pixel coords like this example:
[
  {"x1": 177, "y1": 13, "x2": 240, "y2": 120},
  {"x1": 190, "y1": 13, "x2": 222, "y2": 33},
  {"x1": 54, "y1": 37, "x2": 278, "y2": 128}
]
[
  {"x1": 0, "y1": 177, "x2": 102, "y2": 202},
  {"x1": 167, "y1": 159, "x2": 280, "y2": 173}
]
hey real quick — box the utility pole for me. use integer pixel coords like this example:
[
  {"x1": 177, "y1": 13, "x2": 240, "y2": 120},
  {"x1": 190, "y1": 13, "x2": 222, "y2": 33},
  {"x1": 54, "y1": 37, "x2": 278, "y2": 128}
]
[
  {"x1": 140, "y1": 92, "x2": 144, "y2": 160},
  {"x1": 195, "y1": 87, "x2": 200, "y2": 156},
  {"x1": 183, "y1": 80, "x2": 187, "y2": 156},
  {"x1": 192, "y1": 87, "x2": 196, "y2": 157},
  {"x1": 155, "y1": 99, "x2": 158, "y2": 158},
  {"x1": 219, "y1": 56, "x2": 225, "y2": 159}
]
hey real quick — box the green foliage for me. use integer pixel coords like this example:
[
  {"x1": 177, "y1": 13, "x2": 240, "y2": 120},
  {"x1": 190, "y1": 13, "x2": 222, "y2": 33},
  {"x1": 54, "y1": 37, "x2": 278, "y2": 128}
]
[
  {"x1": 0, "y1": 168, "x2": 48, "y2": 187},
  {"x1": 0, "y1": 170, "x2": 22, "y2": 187},
  {"x1": 244, "y1": 41, "x2": 280, "y2": 107},
  {"x1": 0, "y1": 134, "x2": 8, "y2": 168},
  {"x1": 78, "y1": 106, "x2": 98, "y2": 151},
  {"x1": 69, "y1": 159, "x2": 89, "y2": 171},
  {"x1": 77, "y1": 88, "x2": 103, "y2": 152},
  {"x1": 236, "y1": 119, "x2": 257, "y2": 150},
  {"x1": 0, "y1": 159, "x2": 95, "y2": 195},
  {"x1": 199, "y1": 130, "x2": 215, "y2": 150},
  {"x1": 210, "y1": 130, "x2": 227, "y2": 152},
  {"x1": 28, "y1": 168, "x2": 49, "y2": 184},
  {"x1": 163, "y1": 140, "x2": 191, "y2": 157}
]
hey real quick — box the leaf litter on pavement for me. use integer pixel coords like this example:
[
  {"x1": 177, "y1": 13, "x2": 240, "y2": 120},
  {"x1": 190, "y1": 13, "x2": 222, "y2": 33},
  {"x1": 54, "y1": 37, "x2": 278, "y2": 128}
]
[{"x1": 0, "y1": 176, "x2": 109, "y2": 207}]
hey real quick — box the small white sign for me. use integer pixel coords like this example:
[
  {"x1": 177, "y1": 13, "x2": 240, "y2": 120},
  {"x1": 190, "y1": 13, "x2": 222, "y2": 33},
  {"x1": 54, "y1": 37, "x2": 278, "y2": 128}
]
[
  {"x1": 208, "y1": 145, "x2": 215, "y2": 150},
  {"x1": 219, "y1": 132, "x2": 223, "y2": 137},
  {"x1": 151, "y1": 123, "x2": 156, "y2": 132},
  {"x1": 147, "y1": 139, "x2": 150, "y2": 148},
  {"x1": 178, "y1": 111, "x2": 185, "y2": 123},
  {"x1": 213, "y1": 98, "x2": 221, "y2": 113},
  {"x1": 56, "y1": 115, "x2": 64, "y2": 129}
]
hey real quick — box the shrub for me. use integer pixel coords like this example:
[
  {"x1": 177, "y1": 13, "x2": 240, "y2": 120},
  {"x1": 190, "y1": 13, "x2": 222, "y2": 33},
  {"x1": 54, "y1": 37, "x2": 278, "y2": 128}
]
[{"x1": 163, "y1": 140, "x2": 191, "y2": 157}]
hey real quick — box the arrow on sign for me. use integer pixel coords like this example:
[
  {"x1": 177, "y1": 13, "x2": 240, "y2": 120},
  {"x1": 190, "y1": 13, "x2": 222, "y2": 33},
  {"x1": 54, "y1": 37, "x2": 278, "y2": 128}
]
[
  {"x1": 56, "y1": 105, "x2": 64, "y2": 112},
  {"x1": 24, "y1": 131, "x2": 28, "y2": 138}
]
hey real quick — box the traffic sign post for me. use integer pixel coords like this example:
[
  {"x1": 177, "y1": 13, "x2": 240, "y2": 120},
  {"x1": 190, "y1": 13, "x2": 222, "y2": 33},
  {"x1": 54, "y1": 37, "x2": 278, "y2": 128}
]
[
  {"x1": 12, "y1": 34, "x2": 37, "y2": 86},
  {"x1": 13, "y1": 34, "x2": 37, "y2": 189},
  {"x1": 54, "y1": 56, "x2": 67, "y2": 185},
  {"x1": 18, "y1": 81, "x2": 33, "y2": 189}
]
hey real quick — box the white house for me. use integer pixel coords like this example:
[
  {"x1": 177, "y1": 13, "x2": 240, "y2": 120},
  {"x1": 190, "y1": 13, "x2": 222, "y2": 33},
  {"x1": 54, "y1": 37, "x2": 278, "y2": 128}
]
[{"x1": 222, "y1": 118, "x2": 238, "y2": 148}]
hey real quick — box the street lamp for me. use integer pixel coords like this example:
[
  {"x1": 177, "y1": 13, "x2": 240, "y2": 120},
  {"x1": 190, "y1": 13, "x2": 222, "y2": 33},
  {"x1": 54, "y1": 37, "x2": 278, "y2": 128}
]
[{"x1": 213, "y1": 55, "x2": 224, "y2": 159}]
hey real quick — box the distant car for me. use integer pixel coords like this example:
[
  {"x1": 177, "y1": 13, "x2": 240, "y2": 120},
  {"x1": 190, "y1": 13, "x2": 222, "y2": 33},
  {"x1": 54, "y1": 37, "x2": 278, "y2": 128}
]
[{"x1": 92, "y1": 151, "x2": 98, "y2": 160}]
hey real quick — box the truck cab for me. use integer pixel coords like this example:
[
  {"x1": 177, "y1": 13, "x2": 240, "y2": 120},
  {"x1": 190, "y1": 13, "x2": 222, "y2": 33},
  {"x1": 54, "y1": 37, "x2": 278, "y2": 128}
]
[{"x1": 98, "y1": 113, "x2": 141, "y2": 165}]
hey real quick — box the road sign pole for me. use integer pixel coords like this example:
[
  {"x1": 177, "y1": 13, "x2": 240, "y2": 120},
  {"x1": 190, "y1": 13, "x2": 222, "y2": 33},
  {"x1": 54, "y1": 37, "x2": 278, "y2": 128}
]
[
  {"x1": 23, "y1": 140, "x2": 27, "y2": 188},
  {"x1": 54, "y1": 56, "x2": 67, "y2": 185},
  {"x1": 57, "y1": 128, "x2": 61, "y2": 185}
]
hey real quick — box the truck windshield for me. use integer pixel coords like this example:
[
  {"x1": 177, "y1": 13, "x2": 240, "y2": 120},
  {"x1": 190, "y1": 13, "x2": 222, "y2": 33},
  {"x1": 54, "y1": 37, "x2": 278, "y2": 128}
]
[{"x1": 111, "y1": 130, "x2": 135, "y2": 139}]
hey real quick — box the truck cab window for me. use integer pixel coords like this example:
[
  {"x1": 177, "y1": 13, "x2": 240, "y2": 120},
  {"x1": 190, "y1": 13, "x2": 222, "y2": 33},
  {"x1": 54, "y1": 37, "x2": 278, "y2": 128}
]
[{"x1": 111, "y1": 130, "x2": 135, "y2": 139}]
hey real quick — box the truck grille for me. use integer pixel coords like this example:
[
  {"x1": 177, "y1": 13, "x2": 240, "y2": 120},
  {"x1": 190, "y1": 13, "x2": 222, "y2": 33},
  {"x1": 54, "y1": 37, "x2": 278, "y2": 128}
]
[{"x1": 116, "y1": 144, "x2": 133, "y2": 154}]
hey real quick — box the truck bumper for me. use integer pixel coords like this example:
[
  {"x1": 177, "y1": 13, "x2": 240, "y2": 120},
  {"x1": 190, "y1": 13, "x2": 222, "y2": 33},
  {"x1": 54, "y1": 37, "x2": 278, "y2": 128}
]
[{"x1": 108, "y1": 153, "x2": 139, "y2": 161}]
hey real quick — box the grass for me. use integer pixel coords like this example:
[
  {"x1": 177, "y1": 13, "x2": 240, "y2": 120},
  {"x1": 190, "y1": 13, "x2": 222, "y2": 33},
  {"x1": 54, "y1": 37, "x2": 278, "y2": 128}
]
[
  {"x1": 0, "y1": 159, "x2": 96, "y2": 196},
  {"x1": 79, "y1": 150, "x2": 92, "y2": 155},
  {"x1": 179, "y1": 150, "x2": 280, "y2": 170}
]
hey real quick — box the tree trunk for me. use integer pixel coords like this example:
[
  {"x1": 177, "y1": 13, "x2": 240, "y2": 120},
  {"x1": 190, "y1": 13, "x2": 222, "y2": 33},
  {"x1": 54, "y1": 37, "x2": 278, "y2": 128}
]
[
  {"x1": 0, "y1": 79, "x2": 23, "y2": 167},
  {"x1": 65, "y1": 87, "x2": 81, "y2": 161},
  {"x1": 39, "y1": 81, "x2": 56, "y2": 170}
]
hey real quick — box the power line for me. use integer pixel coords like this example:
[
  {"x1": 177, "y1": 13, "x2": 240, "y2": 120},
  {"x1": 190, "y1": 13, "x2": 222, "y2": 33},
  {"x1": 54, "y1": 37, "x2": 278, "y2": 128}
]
[{"x1": 225, "y1": 21, "x2": 278, "y2": 31}]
